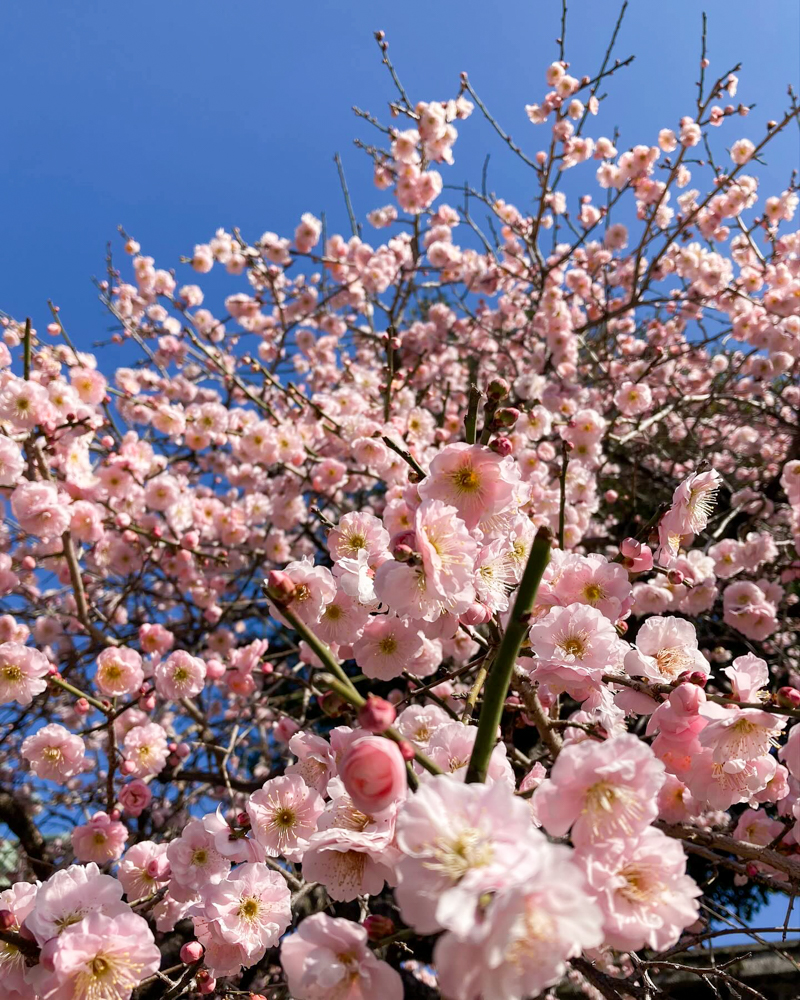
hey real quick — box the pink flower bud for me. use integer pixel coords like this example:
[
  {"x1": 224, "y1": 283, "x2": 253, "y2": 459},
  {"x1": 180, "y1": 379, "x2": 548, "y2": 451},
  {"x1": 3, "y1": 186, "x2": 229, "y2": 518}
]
[
  {"x1": 264, "y1": 570, "x2": 296, "y2": 604},
  {"x1": 197, "y1": 973, "x2": 216, "y2": 994},
  {"x1": 495, "y1": 407, "x2": 520, "y2": 427},
  {"x1": 120, "y1": 760, "x2": 136, "y2": 776},
  {"x1": 604, "y1": 489, "x2": 618, "y2": 503},
  {"x1": 363, "y1": 914, "x2": 396, "y2": 941},
  {"x1": 490, "y1": 436, "x2": 513, "y2": 456},
  {"x1": 175, "y1": 742, "x2": 191, "y2": 759},
  {"x1": 205, "y1": 659, "x2": 226, "y2": 680},
  {"x1": 460, "y1": 602, "x2": 493, "y2": 626},
  {"x1": 339, "y1": 736, "x2": 408, "y2": 814},
  {"x1": 146, "y1": 855, "x2": 171, "y2": 880},
  {"x1": 392, "y1": 543, "x2": 415, "y2": 562},
  {"x1": 0, "y1": 909, "x2": 14, "y2": 931},
  {"x1": 180, "y1": 941, "x2": 204, "y2": 964},
  {"x1": 486, "y1": 378, "x2": 510, "y2": 400},
  {"x1": 396, "y1": 739, "x2": 416, "y2": 762},
  {"x1": 620, "y1": 537, "x2": 643, "y2": 558},
  {"x1": 75, "y1": 698, "x2": 91, "y2": 715},
  {"x1": 138, "y1": 693, "x2": 156, "y2": 712},
  {"x1": 667, "y1": 569, "x2": 684, "y2": 586},
  {"x1": 274, "y1": 717, "x2": 300, "y2": 743},
  {"x1": 777, "y1": 686, "x2": 800, "y2": 709},
  {"x1": 358, "y1": 694, "x2": 397, "y2": 733},
  {"x1": 745, "y1": 862, "x2": 758, "y2": 878}
]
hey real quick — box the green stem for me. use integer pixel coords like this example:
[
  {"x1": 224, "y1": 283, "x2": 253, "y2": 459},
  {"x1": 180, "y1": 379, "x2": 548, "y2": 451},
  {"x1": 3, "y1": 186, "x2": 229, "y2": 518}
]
[
  {"x1": 465, "y1": 526, "x2": 551, "y2": 783},
  {"x1": 278, "y1": 605, "x2": 360, "y2": 697},
  {"x1": 558, "y1": 442, "x2": 569, "y2": 550},
  {"x1": 464, "y1": 385, "x2": 481, "y2": 444},
  {"x1": 50, "y1": 675, "x2": 109, "y2": 714}
]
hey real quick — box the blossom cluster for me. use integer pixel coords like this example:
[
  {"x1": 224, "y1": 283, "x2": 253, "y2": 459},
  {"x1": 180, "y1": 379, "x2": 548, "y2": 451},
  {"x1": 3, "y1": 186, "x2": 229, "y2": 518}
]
[{"x1": 0, "y1": 22, "x2": 798, "y2": 1000}]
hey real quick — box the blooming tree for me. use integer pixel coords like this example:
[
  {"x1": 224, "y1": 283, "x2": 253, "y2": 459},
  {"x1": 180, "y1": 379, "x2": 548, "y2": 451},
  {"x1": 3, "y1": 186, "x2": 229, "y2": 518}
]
[{"x1": 0, "y1": 10, "x2": 799, "y2": 1000}]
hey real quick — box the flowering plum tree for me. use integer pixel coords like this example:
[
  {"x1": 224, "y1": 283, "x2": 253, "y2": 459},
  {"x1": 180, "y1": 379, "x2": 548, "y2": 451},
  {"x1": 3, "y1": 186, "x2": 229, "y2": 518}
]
[{"x1": 0, "y1": 9, "x2": 799, "y2": 999}]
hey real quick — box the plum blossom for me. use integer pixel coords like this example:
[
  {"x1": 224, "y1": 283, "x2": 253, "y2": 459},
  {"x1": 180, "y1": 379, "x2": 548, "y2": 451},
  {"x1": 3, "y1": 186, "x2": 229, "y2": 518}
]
[
  {"x1": 281, "y1": 913, "x2": 403, "y2": 1000},
  {"x1": 535, "y1": 734, "x2": 665, "y2": 847}
]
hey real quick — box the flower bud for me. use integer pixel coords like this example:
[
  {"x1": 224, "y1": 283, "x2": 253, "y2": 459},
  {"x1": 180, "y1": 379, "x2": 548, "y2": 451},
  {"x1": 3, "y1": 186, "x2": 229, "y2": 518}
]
[
  {"x1": 0, "y1": 910, "x2": 14, "y2": 931},
  {"x1": 667, "y1": 569, "x2": 684, "y2": 586},
  {"x1": 340, "y1": 736, "x2": 408, "y2": 814},
  {"x1": 363, "y1": 914, "x2": 396, "y2": 941},
  {"x1": 392, "y1": 543, "x2": 415, "y2": 563},
  {"x1": 398, "y1": 739, "x2": 417, "y2": 761},
  {"x1": 495, "y1": 407, "x2": 520, "y2": 428},
  {"x1": 460, "y1": 602, "x2": 493, "y2": 626},
  {"x1": 75, "y1": 698, "x2": 91, "y2": 715},
  {"x1": 146, "y1": 855, "x2": 171, "y2": 880},
  {"x1": 264, "y1": 570, "x2": 296, "y2": 604},
  {"x1": 319, "y1": 691, "x2": 347, "y2": 717},
  {"x1": 180, "y1": 941, "x2": 205, "y2": 964},
  {"x1": 490, "y1": 436, "x2": 513, "y2": 456},
  {"x1": 620, "y1": 537, "x2": 643, "y2": 558},
  {"x1": 358, "y1": 694, "x2": 397, "y2": 733},
  {"x1": 486, "y1": 377, "x2": 510, "y2": 400},
  {"x1": 604, "y1": 489, "x2": 618, "y2": 503},
  {"x1": 777, "y1": 686, "x2": 800, "y2": 709}
]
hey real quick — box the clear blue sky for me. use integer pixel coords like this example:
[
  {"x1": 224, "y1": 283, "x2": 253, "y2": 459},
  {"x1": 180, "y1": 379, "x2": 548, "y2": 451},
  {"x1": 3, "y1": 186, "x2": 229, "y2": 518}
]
[{"x1": 1, "y1": 0, "x2": 797, "y2": 353}]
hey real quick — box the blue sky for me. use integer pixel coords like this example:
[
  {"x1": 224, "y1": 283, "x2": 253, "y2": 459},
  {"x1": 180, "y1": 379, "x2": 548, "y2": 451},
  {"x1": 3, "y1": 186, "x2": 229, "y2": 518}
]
[{"x1": 1, "y1": 0, "x2": 798, "y2": 354}]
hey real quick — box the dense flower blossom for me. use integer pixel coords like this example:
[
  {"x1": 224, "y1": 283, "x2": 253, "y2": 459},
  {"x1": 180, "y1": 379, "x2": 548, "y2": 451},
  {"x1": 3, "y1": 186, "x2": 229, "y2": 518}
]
[
  {"x1": 281, "y1": 913, "x2": 403, "y2": 1000},
  {"x1": 535, "y1": 734, "x2": 665, "y2": 847},
  {"x1": 579, "y1": 827, "x2": 701, "y2": 951},
  {"x1": 0, "y1": 27, "x2": 798, "y2": 1000}
]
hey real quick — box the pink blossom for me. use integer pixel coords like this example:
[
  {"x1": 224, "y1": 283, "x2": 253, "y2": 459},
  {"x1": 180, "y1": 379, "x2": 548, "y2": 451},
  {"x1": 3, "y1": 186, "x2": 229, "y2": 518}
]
[
  {"x1": 11, "y1": 481, "x2": 71, "y2": 538},
  {"x1": 167, "y1": 818, "x2": 231, "y2": 892},
  {"x1": 281, "y1": 913, "x2": 403, "y2": 1000},
  {"x1": 375, "y1": 499, "x2": 477, "y2": 621},
  {"x1": 528, "y1": 603, "x2": 622, "y2": 701},
  {"x1": 118, "y1": 779, "x2": 152, "y2": 817},
  {"x1": 352, "y1": 615, "x2": 423, "y2": 679},
  {"x1": 203, "y1": 862, "x2": 291, "y2": 962},
  {"x1": 21, "y1": 723, "x2": 85, "y2": 781},
  {"x1": 624, "y1": 616, "x2": 708, "y2": 684},
  {"x1": 579, "y1": 827, "x2": 700, "y2": 951},
  {"x1": 95, "y1": 646, "x2": 144, "y2": 697},
  {"x1": 395, "y1": 775, "x2": 542, "y2": 935},
  {"x1": 247, "y1": 775, "x2": 324, "y2": 860},
  {"x1": 118, "y1": 841, "x2": 169, "y2": 899},
  {"x1": 123, "y1": 722, "x2": 169, "y2": 777},
  {"x1": 0, "y1": 641, "x2": 50, "y2": 705},
  {"x1": 434, "y1": 840, "x2": 603, "y2": 1000},
  {"x1": 154, "y1": 648, "x2": 206, "y2": 699},
  {"x1": 419, "y1": 442, "x2": 522, "y2": 530},
  {"x1": 72, "y1": 810, "x2": 128, "y2": 863},
  {"x1": 47, "y1": 910, "x2": 160, "y2": 1000},
  {"x1": 26, "y1": 862, "x2": 128, "y2": 945},
  {"x1": 535, "y1": 733, "x2": 665, "y2": 847}
]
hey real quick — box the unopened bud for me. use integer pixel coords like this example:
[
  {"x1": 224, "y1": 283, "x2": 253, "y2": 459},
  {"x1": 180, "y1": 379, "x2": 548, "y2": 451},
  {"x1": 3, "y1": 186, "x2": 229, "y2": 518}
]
[
  {"x1": 0, "y1": 910, "x2": 14, "y2": 931},
  {"x1": 358, "y1": 694, "x2": 396, "y2": 733},
  {"x1": 667, "y1": 569, "x2": 684, "y2": 586},
  {"x1": 181, "y1": 941, "x2": 205, "y2": 964},
  {"x1": 319, "y1": 691, "x2": 347, "y2": 717},
  {"x1": 392, "y1": 543, "x2": 415, "y2": 563},
  {"x1": 777, "y1": 686, "x2": 800, "y2": 709},
  {"x1": 490, "y1": 436, "x2": 513, "y2": 456},
  {"x1": 398, "y1": 739, "x2": 417, "y2": 761},
  {"x1": 264, "y1": 570, "x2": 296, "y2": 604},
  {"x1": 486, "y1": 377, "x2": 510, "y2": 400},
  {"x1": 495, "y1": 407, "x2": 520, "y2": 428},
  {"x1": 363, "y1": 914, "x2": 396, "y2": 941}
]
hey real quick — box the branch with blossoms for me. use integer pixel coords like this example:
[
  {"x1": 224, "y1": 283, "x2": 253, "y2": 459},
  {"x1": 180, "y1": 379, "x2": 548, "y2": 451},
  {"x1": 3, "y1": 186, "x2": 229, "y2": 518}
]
[{"x1": 0, "y1": 6, "x2": 799, "y2": 1000}]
